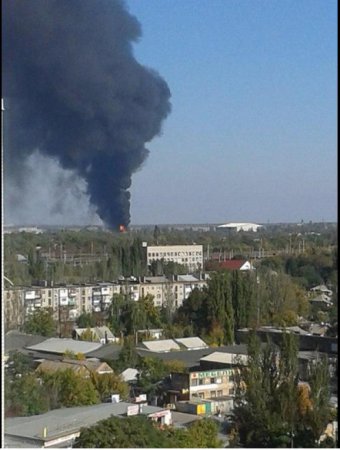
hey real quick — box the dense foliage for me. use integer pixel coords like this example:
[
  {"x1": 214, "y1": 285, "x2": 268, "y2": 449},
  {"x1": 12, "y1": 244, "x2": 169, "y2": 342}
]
[
  {"x1": 175, "y1": 270, "x2": 309, "y2": 344},
  {"x1": 73, "y1": 415, "x2": 221, "y2": 448},
  {"x1": 232, "y1": 332, "x2": 334, "y2": 448},
  {"x1": 5, "y1": 353, "x2": 129, "y2": 417},
  {"x1": 4, "y1": 223, "x2": 337, "y2": 286},
  {"x1": 23, "y1": 308, "x2": 57, "y2": 336}
]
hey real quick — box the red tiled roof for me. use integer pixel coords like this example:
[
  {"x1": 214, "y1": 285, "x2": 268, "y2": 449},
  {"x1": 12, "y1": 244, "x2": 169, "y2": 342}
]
[{"x1": 217, "y1": 260, "x2": 247, "y2": 270}]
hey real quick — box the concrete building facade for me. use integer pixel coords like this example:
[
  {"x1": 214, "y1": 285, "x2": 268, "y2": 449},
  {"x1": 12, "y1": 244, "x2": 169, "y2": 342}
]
[
  {"x1": 146, "y1": 244, "x2": 203, "y2": 272},
  {"x1": 4, "y1": 274, "x2": 208, "y2": 331}
]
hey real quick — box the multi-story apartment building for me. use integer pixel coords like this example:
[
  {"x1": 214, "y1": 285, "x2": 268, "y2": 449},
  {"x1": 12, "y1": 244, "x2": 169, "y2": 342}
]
[
  {"x1": 146, "y1": 245, "x2": 203, "y2": 272},
  {"x1": 4, "y1": 274, "x2": 209, "y2": 330},
  {"x1": 139, "y1": 274, "x2": 208, "y2": 308}
]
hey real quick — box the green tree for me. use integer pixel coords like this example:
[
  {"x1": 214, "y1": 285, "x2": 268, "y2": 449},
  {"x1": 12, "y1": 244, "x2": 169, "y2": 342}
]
[
  {"x1": 76, "y1": 312, "x2": 96, "y2": 328},
  {"x1": 74, "y1": 414, "x2": 222, "y2": 448},
  {"x1": 305, "y1": 356, "x2": 332, "y2": 445},
  {"x1": 108, "y1": 293, "x2": 126, "y2": 335},
  {"x1": 74, "y1": 415, "x2": 174, "y2": 448},
  {"x1": 24, "y1": 308, "x2": 56, "y2": 336},
  {"x1": 186, "y1": 418, "x2": 222, "y2": 448},
  {"x1": 136, "y1": 356, "x2": 168, "y2": 397},
  {"x1": 233, "y1": 332, "x2": 332, "y2": 447},
  {"x1": 79, "y1": 328, "x2": 98, "y2": 342},
  {"x1": 115, "y1": 335, "x2": 139, "y2": 370},
  {"x1": 176, "y1": 287, "x2": 209, "y2": 335},
  {"x1": 90, "y1": 372, "x2": 129, "y2": 401},
  {"x1": 6, "y1": 351, "x2": 34, "y2": 379},
  {"x1": 42, "y1": 369, "x2": 99, "y2": 407},
  {"x1": 5, "y1": 373, "x2": 49, "y2": 417}
]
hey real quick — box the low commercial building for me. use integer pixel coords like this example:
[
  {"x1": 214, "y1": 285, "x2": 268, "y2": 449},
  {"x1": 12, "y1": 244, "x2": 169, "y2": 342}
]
[
  {"x1": 165, "y1": 346, "x2": 250, "y2": 416},
  {"x1": 4, "y1": 402, "x2": 200, "y2": 448}
]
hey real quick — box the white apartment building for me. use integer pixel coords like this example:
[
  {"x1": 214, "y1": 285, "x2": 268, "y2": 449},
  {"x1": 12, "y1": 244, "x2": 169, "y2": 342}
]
[{"x1": 146, "y1": 245, "x2": 203, "y2": 272}]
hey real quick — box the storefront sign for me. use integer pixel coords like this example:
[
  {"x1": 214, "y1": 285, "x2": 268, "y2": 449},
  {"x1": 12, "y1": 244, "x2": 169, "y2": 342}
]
[{"x1": 191, "y1": 369, "x2": 232, "y2": 379}]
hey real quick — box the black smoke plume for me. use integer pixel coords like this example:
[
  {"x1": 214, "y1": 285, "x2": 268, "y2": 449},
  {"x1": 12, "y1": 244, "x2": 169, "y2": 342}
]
[{"x1": 2, "y1": 0, "x2": 171, "y2": 228}]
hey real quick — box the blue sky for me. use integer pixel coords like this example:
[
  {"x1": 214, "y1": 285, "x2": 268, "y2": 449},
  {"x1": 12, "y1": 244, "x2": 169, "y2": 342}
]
[
  {"x1": 126, "y1": 0, "x2": 337, "y2": 224},
  {"x1": 4, "y1": 0, "x2": 337, "y2": 227}
]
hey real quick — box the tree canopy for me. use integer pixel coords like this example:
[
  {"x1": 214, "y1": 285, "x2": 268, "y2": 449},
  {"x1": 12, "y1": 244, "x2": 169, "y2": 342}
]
[
  {"x1": 73, "y1": 415, "x2": 221, "y2": 448},
  {"x1": 23, "y1": 308, "x2": 56, "y2": 336},
  {"x1": 232, "y1": 332, "x2": 333, "y2": 448}
]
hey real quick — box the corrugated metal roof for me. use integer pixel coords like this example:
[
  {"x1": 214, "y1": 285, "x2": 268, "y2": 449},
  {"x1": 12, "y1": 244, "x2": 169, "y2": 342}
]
[
  {"x1": 26, "y1": 338, "x2": 102, "y2": 355},
  {"x1": 200, "y1": 351, "x2": 248, "y2": 365},
  {"x1": 4, "y1": 403, "x2": 202, "y2": 447},
  {"x1": 4, "y1": 402, "x2": 168, "y2": 445},
  {"x1": 175, "y1": 337, "x2": 208, "y2": 349},
  {"x1": 136, "y1": 344, "x2": 250, "y2": 368},
  {"x1": 142, "y1": 339, "x2": 180, "y2": 353}
]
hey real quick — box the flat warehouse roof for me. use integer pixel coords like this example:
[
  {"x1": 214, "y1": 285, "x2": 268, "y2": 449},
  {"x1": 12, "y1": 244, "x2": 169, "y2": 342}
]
[
  {"x1": 175, "y1": 337, "x2": 208, "y2": 349},
  {"x1": 26, "y1": 338, "x2": 102, "y2": 355},
  {"x1": 5, "y1": 402, "x2": 165, "y2": 445},
  {"x1": 142, "y1": 339, "x2": 181, "y2": 352}
]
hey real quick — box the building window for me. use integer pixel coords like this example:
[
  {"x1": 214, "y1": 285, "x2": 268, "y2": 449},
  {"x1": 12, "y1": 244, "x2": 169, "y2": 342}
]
[
  {"x1": 210, "y1": 377, "x2": 216, "y2": 384},
  {"x1": 199, "y1": 379, "x2": 204, "y2": 385},
  {"x1": 198, "y1": 392, "x2": 205, "y2": 399},
  {"x1": 211, "y1": 391, "x2": 216, "y2": 398},
  {"x1": 217, "y1": 390, "x2": 223, "y2": 397},
  {"x1": 191, "y1": 379, "x2": 198, "y2": 387}
]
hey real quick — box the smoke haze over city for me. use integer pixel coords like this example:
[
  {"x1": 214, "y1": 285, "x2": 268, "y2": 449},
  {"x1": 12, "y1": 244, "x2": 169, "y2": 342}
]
[
  {"x1": 2, "y1": 0, "x2": 337, "y2": 226},
  {"x1": 2, "y1": 0, "x2": 171, "y2": 228}
]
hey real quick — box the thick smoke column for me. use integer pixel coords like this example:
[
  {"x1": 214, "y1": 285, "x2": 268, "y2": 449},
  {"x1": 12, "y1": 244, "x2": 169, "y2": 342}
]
[{"x1": 2, "y1": 0, "x2": 171, "y2": 228}]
